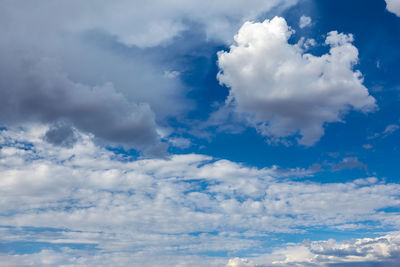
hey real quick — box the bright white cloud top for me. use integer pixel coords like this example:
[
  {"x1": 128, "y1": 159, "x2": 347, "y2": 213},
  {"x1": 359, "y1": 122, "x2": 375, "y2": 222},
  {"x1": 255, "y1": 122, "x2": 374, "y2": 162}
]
[
  {"x1": 272, "y1": 232, "x2": 400, "y2": 266},
  {"x1": 217, "y1": 17, "x2": 376, "y2": 145}
]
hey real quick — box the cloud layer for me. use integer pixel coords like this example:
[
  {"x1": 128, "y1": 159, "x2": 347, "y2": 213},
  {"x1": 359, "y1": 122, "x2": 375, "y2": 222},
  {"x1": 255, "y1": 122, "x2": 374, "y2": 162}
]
[
  {"x1": 0, "y1": 125, "x2": 399, "y2": 266},
  {"x1": 217, "y1": 17, "x2": 376, "y2": 145}
]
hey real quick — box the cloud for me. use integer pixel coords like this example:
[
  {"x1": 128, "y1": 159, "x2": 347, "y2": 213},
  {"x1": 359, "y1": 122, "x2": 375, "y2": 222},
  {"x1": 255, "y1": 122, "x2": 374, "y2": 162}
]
[
  {"x1": 0, "y1": 1, "x2": 301, "y2": 151},
  {"x1": 363, "y1": 144, "x2": 373, "y2": 150},
  {"x1": 0, "y1": 1, "x2": 202, "y2": 152},
  {"x1": 0, "y1": 125, "x2": 400, "y2": 265},
  {"x1": 271, "y1": 232, "x2": 400, "y2": 266},
  {"x1": 333, "y1": 157, "x2": 367, "y2": 171},
  {"x1": 299, "y1": 15, "x2": 312, "y2": 28},
  {"x1": 44, "y1": 122, "x2": 77, "y2": 148},
  {"x1": 226, "y1": 257, "x2": 256, "y2": 267},
  {"x1": 368, "y1": 123, "x2": 400, "y2": 140},
  {"x1": 386, "y1": 0, "x2": 400, "y2": 16},
  {"x1": 217, "y1": 17, "x2": 376, "y2": 146},
  {"x1": 383, "y1": 124, "x2": 400, "y2": 135},
  {"x1": 0, "y1": 0, "x2": 298, "y2": 48},
  {"x1": 168, "y1": 137, "x2": 192, "y2": 149},
  {"x1": 0, "y1": 58, "x2": 161, "y2": 152},
  {"x1": 71, "y1": 0, "x2": 299, "y2": 47}
]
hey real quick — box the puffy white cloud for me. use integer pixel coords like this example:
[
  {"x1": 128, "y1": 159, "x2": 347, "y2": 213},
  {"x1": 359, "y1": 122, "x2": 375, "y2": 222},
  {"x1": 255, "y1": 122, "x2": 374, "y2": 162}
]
[
  {"x1": 217, "y1": 17, "x2": 376, "y2": 146},
  {"x1": 386, "y1": 0, "x2": 400, "y2": 16},
  {"x1": 299, "y1": 15, "x2": 312, "y2": 28},
  {"x1": 226, "y1": 257, "x2": 256, "y2": 267},
  {"x1": 271, "y1": 232, "x2": 400, "y2": 266}
]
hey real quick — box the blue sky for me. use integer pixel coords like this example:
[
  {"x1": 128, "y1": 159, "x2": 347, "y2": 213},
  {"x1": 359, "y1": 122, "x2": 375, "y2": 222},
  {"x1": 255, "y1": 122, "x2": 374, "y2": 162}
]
[{"x1": 1, "y1": 0, "x2": 400, "y2": 266}]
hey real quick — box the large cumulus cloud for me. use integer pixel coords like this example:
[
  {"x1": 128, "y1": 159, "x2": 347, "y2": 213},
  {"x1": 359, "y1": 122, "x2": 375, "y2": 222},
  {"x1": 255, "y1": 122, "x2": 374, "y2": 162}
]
[{"x1": 217, "y1": 17, "x2": 376, "y2": 145}]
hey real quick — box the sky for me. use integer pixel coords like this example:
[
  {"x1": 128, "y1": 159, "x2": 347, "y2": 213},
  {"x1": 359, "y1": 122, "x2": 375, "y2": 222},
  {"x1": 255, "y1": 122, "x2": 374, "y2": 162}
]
[{"x1": 1, "y1": 0, "x2": 400, "y2": 266}]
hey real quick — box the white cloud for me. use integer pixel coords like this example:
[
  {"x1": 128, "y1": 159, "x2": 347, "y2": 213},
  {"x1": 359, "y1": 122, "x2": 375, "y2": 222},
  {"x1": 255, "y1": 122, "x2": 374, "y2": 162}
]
[
  {"x1": 271, "y1": 232, "x2": 400, "y2": 266},
  {"x1": 368, "y1": 122, "x2": 400, "y2": 139},
  {"x1": 168, "y1": 137, "x2": 192, "y2": 149},
  {"x1": 226, "y1": 257, "x2": 256, "y2": 267},
  {"x1": 0, "y1": 125, "x2": 400, "y2": 265},
  {"x1": 217, "y1": 17, "x2": 376, "y2": 146},
  {"x1": 164, "y1": 70, "x2": 181, "y2": 79},
  {"x1": 386, "y1": 0, "x2": 400, "y2": 16},
  {"x1": 299, "y1": 15, "x2": 312, "y2": 28},
  {"x1": 384, "y1": 124, "x2": 400, "y2": 135}
]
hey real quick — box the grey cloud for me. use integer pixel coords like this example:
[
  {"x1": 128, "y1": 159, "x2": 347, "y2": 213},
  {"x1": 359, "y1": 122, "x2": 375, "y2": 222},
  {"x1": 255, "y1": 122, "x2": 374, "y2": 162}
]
[
  {"x1": 333, "y1": 157, "x2": 367, "y2": 171},
  {"x1": 44, "y1": 122, "x2": 77, "y2": 148},
  {"x1": 0, "y1": 57, "x2": 160, "y2": 150}
]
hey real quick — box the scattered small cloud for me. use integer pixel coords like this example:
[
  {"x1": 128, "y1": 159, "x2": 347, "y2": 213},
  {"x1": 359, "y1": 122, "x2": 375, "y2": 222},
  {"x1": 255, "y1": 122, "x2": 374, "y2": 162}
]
[
  {"x1": 332, "y1": 157, "x2": 367, "y2": 171},
  {"x1": 168, "y1": 137, "x2": 192, "y2": 149},
  {"x1": 363, "y1": 144, "x2": 373, "y2": 150},
  {"x1": 226, "y1": 257, "x2": 256, "y2": 267},
  {"x1": 164, "y1": 70, "x2": 181, "y2": 79},
  {"x1": 368, "y1": 123, "x2": 400, "y2": 139},
  {"x1": 383, "y1": 124, "x2": 400, "y2": 135},
  {"x1": 299, "y1": 15, "x2": 312, "y2": 28}
]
